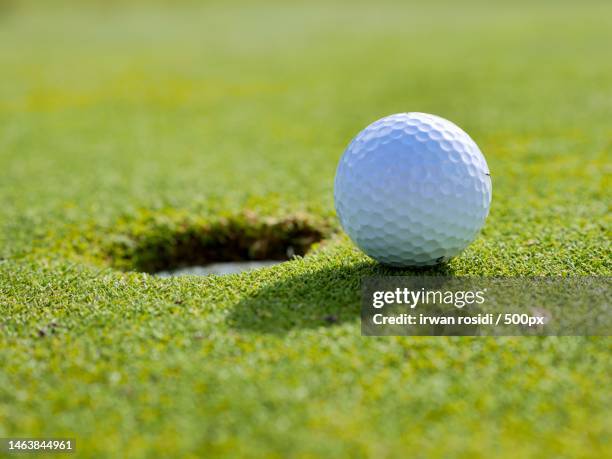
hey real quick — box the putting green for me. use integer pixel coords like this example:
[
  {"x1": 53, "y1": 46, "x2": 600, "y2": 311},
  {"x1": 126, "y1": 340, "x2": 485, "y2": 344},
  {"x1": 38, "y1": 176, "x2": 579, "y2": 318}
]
[{"x1": 1, "y1": 1, "x2": 610, "y2": 457}]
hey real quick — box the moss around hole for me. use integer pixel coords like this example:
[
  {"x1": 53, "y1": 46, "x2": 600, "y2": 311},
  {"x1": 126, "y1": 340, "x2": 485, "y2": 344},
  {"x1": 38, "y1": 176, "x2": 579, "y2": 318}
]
[{"x1": 104, "y1": 211, "x2": 333, "y2": 274}]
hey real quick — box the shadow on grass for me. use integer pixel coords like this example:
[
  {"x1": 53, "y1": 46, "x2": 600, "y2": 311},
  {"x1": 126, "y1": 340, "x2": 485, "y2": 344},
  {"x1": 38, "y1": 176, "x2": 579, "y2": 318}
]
[{"x1": 227, "y1": 260, "x2": 455, "y2": 334}]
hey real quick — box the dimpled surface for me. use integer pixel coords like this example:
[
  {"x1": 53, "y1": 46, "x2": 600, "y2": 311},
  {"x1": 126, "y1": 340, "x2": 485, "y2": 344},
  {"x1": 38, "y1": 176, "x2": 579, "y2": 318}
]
[{"x1": 334, "y1": 113, "x2": 492, "y2": 267}]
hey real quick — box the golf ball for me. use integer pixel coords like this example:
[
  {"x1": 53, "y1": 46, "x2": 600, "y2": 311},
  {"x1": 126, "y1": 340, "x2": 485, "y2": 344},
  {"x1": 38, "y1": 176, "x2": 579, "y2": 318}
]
[{"x1": 334, "y1": 112, "x2": 492, "y2": 267}]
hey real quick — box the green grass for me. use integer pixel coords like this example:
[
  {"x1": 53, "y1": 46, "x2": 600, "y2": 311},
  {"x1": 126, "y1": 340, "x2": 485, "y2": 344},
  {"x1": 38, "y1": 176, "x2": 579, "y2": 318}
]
[{"x1": 1, "y1": 1, "x2": 611, "y2": 457}]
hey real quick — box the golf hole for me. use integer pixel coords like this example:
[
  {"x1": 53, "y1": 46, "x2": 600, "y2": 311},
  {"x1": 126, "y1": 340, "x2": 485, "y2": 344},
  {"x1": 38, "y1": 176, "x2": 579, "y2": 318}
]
[
  {"x1": 156, "y1": 260, "x2": 284, "y2": 277},
  {"x1": 106, "y1": 212, "x2": 331, "y2": 276}
]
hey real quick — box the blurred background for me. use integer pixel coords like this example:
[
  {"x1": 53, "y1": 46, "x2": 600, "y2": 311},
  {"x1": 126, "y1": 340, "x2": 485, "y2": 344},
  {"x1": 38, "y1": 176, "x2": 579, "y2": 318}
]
[{"x1": 1, "y1": 0, "x2": 610, "y2": 239}]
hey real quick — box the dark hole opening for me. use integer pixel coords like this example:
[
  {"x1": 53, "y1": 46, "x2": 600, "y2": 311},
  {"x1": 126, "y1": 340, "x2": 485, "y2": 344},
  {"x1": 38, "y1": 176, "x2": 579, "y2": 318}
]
[{"x1": 106, "y1": 213, "x2": 331, "y2": 275}]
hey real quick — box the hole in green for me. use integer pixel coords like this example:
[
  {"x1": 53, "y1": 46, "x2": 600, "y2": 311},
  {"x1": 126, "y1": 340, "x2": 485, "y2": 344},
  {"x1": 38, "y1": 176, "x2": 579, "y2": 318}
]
[{"x1": 105, "y1": 212, "x2": 331, "y2": 275}]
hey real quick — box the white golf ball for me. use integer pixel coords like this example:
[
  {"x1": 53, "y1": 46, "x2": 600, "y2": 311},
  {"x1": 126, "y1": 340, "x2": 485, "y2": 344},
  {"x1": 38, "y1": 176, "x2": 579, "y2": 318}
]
[{"x1": 334, "y1": 112, "x2": 492, "y2": 267}]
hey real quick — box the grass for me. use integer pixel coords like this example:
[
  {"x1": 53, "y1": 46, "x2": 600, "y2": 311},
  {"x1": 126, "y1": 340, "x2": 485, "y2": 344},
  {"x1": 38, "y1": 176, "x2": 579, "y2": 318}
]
[{"x1": 0, "y1": 0, "x2": 611, "y2": 457}]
